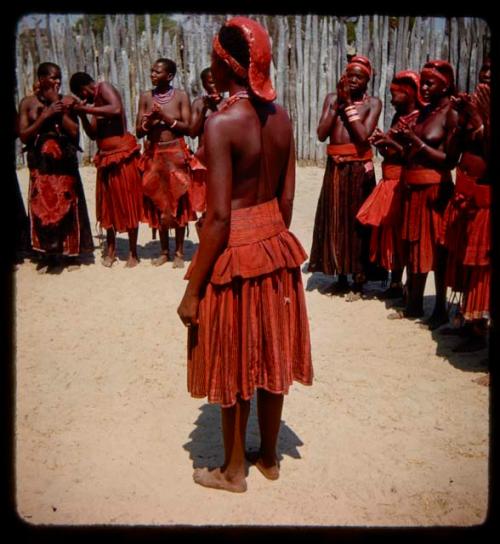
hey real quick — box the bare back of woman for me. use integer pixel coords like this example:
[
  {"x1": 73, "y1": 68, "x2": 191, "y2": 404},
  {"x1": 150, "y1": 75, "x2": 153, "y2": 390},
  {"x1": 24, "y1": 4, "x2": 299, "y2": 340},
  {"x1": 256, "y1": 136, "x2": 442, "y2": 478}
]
[{"x1": 212, "y1": 98, "x2": 293, "y2": 210}]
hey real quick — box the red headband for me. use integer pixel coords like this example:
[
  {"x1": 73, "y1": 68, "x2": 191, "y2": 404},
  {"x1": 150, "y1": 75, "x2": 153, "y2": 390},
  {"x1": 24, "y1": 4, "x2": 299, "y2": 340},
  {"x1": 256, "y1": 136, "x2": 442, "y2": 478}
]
[
  {"x1": 420, "y1": 67, "x2": 449, "y2": 86},
  {"x1": 214, "y1": 16, "x2": 276, "y2": 102},
  {"x1": 421, "y1": 60, "x2": 455, "y2": 91},
  {"x1": 347, "y1": 55, "x2": 372, "y2": 78}
]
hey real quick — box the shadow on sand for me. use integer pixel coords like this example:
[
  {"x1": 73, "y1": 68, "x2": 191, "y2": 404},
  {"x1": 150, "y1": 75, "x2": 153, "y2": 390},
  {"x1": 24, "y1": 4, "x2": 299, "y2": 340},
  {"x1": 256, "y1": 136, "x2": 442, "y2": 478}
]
[
  {"x1": 304, "y1": 268, "x2": 387, "y2": 299},
  {"x1": 381, "y1": 293, "x2": 489, "y2": 374},
  {"x1": 182, "y1": 399, "x2": 305, "y2": 469},
  {"x1": 305, "y1": 268, "x2": 490, "y2": 374}
]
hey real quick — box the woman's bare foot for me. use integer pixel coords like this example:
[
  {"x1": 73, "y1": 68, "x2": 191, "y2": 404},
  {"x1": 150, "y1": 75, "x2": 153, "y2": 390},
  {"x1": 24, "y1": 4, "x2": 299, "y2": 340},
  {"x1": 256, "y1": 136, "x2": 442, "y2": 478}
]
[
  {"x1": 192, "y1": 467, "x2": 247, "y2": 493},
  {"x1": 173, "y1": 252, "x2": 184, "y2": 269},
  {"x1": 125, "y1": 255, "x2": 139, "y2": 268},
  {"x1": 246, "y1": 450, "x2": 280, "y2": 480},
  {"x1": 101, "y1": 255, "x2": 117, "y2": 268},
  {"x1": 387, "y1": 308, "x2": 423, "y2": 320},
  {"x1": 152, "y1": 254, "x2": 169, "y2": 267},
  {"x1": 345, "y1": 289, "x2": 362, "y2": 302}
]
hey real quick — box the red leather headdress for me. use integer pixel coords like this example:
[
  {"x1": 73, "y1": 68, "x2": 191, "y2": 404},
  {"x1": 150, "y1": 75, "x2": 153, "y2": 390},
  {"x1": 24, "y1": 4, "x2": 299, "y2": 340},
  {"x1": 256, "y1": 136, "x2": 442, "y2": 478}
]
[
  {"x1": 391, "y1": 70, "x2": 426, "y2": 107},
  {"x1": 421, "y1": 60, "x2": 456, "y2": 94},
  {"x1": 213, "y1": 16, "x2": 276, "y2": 102},
  {"x1": 346, "y1": 55, "x2": 372, "y2": 79}
]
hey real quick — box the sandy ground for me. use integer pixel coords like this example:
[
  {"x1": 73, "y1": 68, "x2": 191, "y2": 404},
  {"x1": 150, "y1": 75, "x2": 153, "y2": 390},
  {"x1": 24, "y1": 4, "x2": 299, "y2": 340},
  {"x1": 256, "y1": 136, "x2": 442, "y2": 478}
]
[{"x1": 14, "y1": 162, "x2": 489, "y2": 527}]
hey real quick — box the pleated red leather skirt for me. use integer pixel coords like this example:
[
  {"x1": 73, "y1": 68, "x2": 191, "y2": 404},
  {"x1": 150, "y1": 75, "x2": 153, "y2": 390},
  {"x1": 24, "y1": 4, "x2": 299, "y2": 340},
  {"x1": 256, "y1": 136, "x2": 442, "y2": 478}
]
[
  {"x1": 357, "y1": 162, "x2": 404, "y2": 270},
  {"x1": 401, "y1": 168, "x2": 454, "y2": 273},
  {"x1": 94, "y1": 133, "x2": 144, "y2": 232},
  {"x1": 185, "y1": 198, "x2": 313, "y2": 407},
  {"x1": 442, "y1": 157, "x2": 491, "y2": 313},
  {"x1": 140, "y1": 139, "x2": 199, "y2": 229}
]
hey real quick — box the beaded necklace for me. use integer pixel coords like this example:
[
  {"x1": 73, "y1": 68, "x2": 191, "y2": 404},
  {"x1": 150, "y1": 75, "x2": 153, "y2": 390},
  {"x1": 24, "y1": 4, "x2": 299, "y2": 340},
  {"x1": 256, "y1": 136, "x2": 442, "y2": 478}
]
[
  {"x1": 153, "y1": 86, "x2": 175, "y2": 104},
  {"x1": 218, "y1": 90, "x2": 249, "y2": 112}
]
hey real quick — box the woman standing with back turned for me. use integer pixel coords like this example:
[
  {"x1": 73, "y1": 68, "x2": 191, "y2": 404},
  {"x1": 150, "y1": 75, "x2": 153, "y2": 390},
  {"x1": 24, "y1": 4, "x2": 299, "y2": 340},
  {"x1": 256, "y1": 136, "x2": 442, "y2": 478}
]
[{"x1": 177, "y1": 17, "x2": 313, "y2": 493}]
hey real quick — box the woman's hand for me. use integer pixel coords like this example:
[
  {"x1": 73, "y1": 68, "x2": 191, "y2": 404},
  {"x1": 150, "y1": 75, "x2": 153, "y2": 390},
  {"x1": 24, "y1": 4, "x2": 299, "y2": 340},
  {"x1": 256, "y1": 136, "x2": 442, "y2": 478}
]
[
  {"x1": 471, "y1": 83, "x2": 490, "y2": 125},
  {"x1": 203, "y1": 93, "x2": 222, "y2": 110},
  {"x1": 61, "y1": 95, "x2": 77, "y2": 110},
  {"x1": 368, "y1": 127, "x2": 387, "y2": 145},
  {"x1": 391, "y1": 119, "x2": 417, "y2": 144},
  {"x1": 336, "y1": 74, "x2": 350, "y2": 105},
  {"x1": 450, "y1": 92, "x2": 477, "y2": 128},
  {"x1": 177, "y1": 291, "x2": 200, "y2": 328},
  {"x1": 72, "y1": 98, "x2": 88, "y2": 115},
  {"x1": 42, "y1": 100, "x2": 65, "y2": 120}
]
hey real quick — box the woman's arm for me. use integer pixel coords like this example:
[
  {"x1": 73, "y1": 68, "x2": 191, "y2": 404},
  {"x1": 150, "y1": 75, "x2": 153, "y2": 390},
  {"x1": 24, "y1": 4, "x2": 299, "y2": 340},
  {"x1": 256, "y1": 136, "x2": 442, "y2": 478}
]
[
  {"x1": 189, "y1": 97, "x2": 208, "y2": 138},
  {"x1": 393, "y1": 109, "x2": 459, "y2": 168},
  {"x1": 77, "y1": 110, "x2": 98, "y2": 140},
  {"x1": 317, "y1": 92, "x2": 338, "y2": 142},
  {"x1": 369, "y1": 126, "x2": 404, "y2": 159},
  {"x1": 74, "y1": 82, "x2": 122, "y2": 118},
  {"x1": 18, "y1": 96, "x2": 63, "y2": 144},
  {"x1": 277, "y1": 126, "x2": 296, "y2": 228},
  {"x1": 343, "y1": 96, "x2": 382, "y2": 145},
  {"x1": 177, "y1": 113, "x2": 232, "y2": 326},
  {"x1": 135, "y1": 93, "x2": 150, "y2": 139},
  {"x1": 60, "y1": 109, "x2": 80, "y2": 142}
]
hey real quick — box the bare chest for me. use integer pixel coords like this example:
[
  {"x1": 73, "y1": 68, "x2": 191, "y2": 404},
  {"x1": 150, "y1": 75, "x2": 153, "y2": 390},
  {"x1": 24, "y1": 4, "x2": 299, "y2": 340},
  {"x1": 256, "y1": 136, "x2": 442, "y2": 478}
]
[{"x1": 148, "y1": 91, "x2": 182, "y2": 115}]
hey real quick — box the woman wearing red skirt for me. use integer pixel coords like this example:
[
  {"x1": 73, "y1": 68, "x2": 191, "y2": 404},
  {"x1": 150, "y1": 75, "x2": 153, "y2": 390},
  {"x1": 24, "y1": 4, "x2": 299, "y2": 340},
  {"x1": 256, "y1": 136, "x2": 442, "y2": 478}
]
[
  {"x1": 441, "y1": 58, "x2": 491, "y2": 353},
  {"x1": 390, "y1": 60, "x2": 459, "y2": 329},
  {"x1": 358, "y1": 70, "x2": 425, "y2": 300},
  {"x1": 177, "y1": 17, "x2": 313, "y2": 493}
]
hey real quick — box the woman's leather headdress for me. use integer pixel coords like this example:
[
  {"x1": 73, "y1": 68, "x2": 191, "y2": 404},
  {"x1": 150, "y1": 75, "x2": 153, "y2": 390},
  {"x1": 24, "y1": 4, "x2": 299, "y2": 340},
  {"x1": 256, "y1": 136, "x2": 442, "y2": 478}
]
[
  {"x1": 346, "y1": 55, "x2": 372, "y2": 79},
  {"x1": 391, "y1": 70, "x2": 426, "y2": 107},
  {"x1": 213, "y1": 16, "x2": 276, "y2": 102},
  {"x1": 421, "y1": 60, "x2": 456, "y2": 94}
]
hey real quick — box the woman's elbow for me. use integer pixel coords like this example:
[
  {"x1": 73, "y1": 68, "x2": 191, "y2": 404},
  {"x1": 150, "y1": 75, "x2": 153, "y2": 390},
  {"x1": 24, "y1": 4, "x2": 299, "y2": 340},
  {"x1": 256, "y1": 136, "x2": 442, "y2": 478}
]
[{"x1": 212, "y1": 214, "x2": 230, "y2": 230}]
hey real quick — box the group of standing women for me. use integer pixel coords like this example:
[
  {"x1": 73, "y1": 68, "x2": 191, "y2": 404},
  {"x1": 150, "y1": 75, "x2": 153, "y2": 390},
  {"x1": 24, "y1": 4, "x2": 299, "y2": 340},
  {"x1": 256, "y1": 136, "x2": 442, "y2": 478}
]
[{"x1": 311, "y1": 54, "x2": 491, "y2": 354}]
